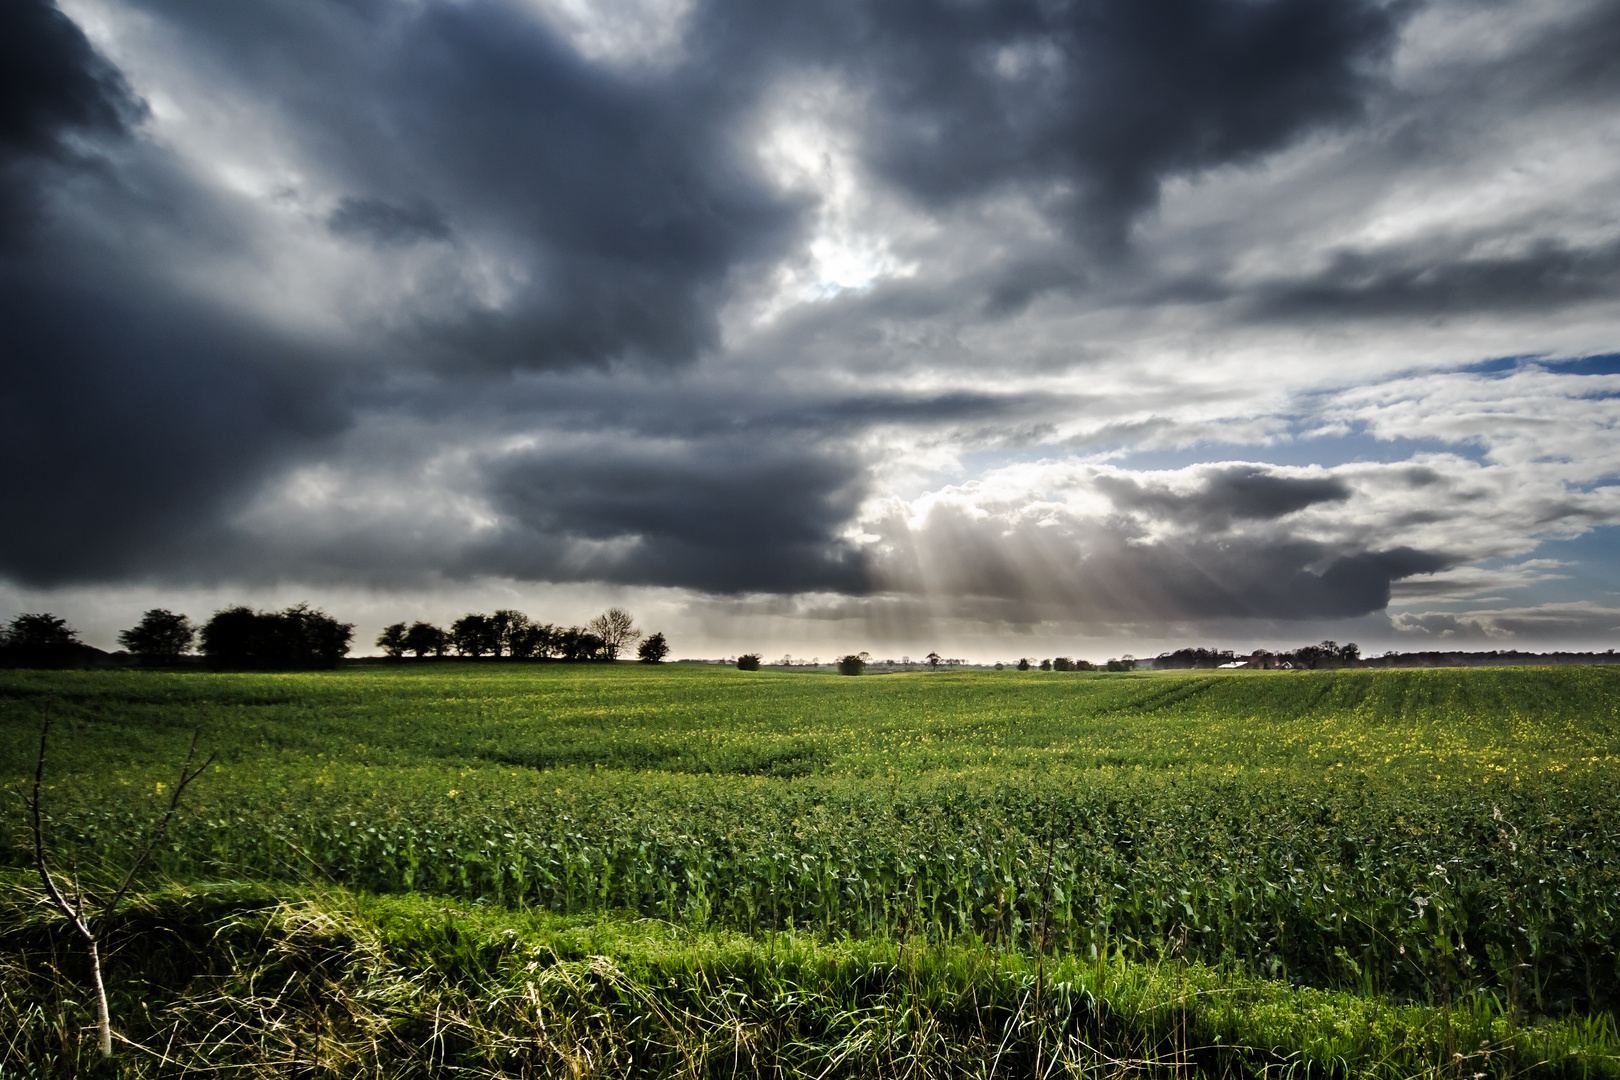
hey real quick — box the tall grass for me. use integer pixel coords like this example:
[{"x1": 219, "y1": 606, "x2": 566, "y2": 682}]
[{"x1": 3, "y1": 880, "x2": 1616, "y2": 1078}]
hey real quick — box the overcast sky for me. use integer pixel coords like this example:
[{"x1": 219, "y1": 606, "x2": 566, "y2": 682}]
[{"x1": 3, "y1": 0, "x2": 1618, "y2": 661}]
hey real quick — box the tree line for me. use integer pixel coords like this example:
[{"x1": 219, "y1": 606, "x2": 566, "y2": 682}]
[
  {"x1": 0, "y1": 605, "x2": 668, "y2": 669},
  {"x1": 373, "y1": 607, "x2": 667, "y2": 663}
]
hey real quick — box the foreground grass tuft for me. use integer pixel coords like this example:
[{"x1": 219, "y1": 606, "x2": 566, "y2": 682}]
[{"x1": 4, "y1": 881, "x2": 1617, "y2": 1078}]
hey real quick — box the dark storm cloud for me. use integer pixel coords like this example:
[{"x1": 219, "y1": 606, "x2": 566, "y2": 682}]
[
  {"x1": 1096, "y1": 465, "x2": 1351, "y2": 530},
  {"x1": 478, "y1": 440, "x2": 872, "y2": 594},
  {"x1": 0, "y1": 0, "x2": 352, "y2": 585},
  {"x1": 327, "y1": 197, "x2": 451, "y2": 245},
  {"x1": 681, "y1": 0, "x2": 1406, "y2": 259},
  {"x1": 0, "y1": 0, "x2": 141, "y2": 159},
  {"x1": 0, "y1": 0, "x2": 144, "y2": 242},
  {"x1": 1246, "y1": 240, "x2": 1620, "y2": 321},
  {"x1": 380, "y1": 0, "x2": 796, "y2": 370},
  {"x1": 846, "y1": 0, "x2": 1403, "y2": 248},
  {"x1": 884, "y1": 493, "x2": 1452, "y2": 621},
  {"x1": 0, "y1": 266, "x2": 354, "y2": 584}
]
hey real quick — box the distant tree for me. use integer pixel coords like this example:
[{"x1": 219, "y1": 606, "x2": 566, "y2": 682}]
[
  {"x1": 2, "y1": 613, "x2": 84, "y2": 668},
  {"x1": 376, "y1": 622, "x2": 408, "y2": 659},
  {"x1": 1052, "y1": 656, "x2": 1073, "y2": 671},
  {"x1": 1017, "y1": 657, "x2": 1031, "y2": 671},
  {"x1": 557, "y1": 626, "x2": 606, "y2": 662},
  {"x1": 404, "y1": 621, "x2": 447, "y2": 658},
  {"x1": 638, "y1": 632, "x2": 669, "y2": 663},
  {"x1": 588, "y1": 607, "x2": 640, "y2": 660},
  {"x1": 282, "y1": 604, "x2": 354, "y2": 667},
  {"x1": 1152, "y1": 647, "x2": 1235, "y2": 670},
  {"x1": 509, "y1": 621, "x2": 558, "y2": 659},
  {"x1": 118, "y1": 609, "x2": 195, "y2": 663},
  {"x1": 926, "y1": 651, "x2": 942, "y2": 670},
  {"x1": 532, "y1": 623, "x2": 562, "y2": 658},
  {"x1": 451, "y1": 614, "x2": 494, "y2": 658},
  {"x1": 200, "y1": 604, "x2": 353, "y2": 669},
  {"x1": 199, "y1": 606, "x2": 258, "y2": 667},
  {"x1": 1105, "y1": 658, "x2": 1137, "y2": 672},
  {"x1": 836, "y1": 652, "x2": 870, "y2": 676},
  {"x1": 489, "y1": 609, "x2": 531, "y2": 659},
  {"x1": 1279, "y1": 640, "x2": 1358, "y2": 670},
  {"x1": 1039, "y1": 658, "x2": 1052, "y2": 671},
  {"x1": 737, "y1": 652, "x2": 761, "y2": 671}
]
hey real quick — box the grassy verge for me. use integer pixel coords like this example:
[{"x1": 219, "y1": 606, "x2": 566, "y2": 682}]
[{"x1": 4, "y1": 878, "x2": 1617, "y2": 1079}]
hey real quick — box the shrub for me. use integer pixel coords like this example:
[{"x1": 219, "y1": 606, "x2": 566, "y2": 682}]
[
  {"x1": 639, "y1": 633, "x2": 670, "y2": 663},
  {"x1": 118, "y1": 609, "x2": 195, "y2": 663},
  {"x1": 451, "y1": 614, "x2": 495, "y2": 658},
  {"x1": 737, "y1": 653, "x2": 761, "y2": 671},
  {"x1": 376, "y1": 622, "x2": 408, "y2": 659},
  {"x1": 200, "y1": 604, "x2": 353, "y2": 669},
  {"x1": 836, "y1": 653, "x2": 868, "y2": 676},
  {"x1": 1, "y1": 613, "x2": 85, "y2": 668},
  {"x1": 510, "y1": 622, "x2": 559, "y2": 660},
  {"x1": 404, "y1": 621, "x2": 448, "y2": 658},
  {"x1": 556, "y1": 627, "x2": 607, "y2": 662}
]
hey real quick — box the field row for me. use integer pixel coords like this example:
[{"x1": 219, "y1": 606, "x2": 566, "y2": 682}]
[
  {"x1": 5, "y1": 665, "x2": 1618, "y2": 1016},
  {"x1": 23, "y1": 764, "x2": 1617, "y2": 1013}
]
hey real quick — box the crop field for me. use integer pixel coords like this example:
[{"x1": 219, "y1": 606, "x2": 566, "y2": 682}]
[{"x1": 3, "y1": 663, "x2": 1619, "y2": 1077}]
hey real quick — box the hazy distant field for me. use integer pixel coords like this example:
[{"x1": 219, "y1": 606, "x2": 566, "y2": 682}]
[{"x1": 4, "y1": 664, "x2": 1619, "y2": 1075}]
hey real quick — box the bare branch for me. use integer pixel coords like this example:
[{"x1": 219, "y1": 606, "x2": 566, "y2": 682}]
[
  {"x1": 26, "y1": 704, "x2": 94, "y2": 943},
  {"x1": 23, "y1": 699, "x2": 214, "y2": 1060},
  {"x1": 98, "y1": 726, "x2": 216, "y2": 931}
]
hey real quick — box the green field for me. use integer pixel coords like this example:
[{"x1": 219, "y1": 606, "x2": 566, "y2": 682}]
[{"x1": 3, "y1": 663, "x2": 1619, "y2": 1077}]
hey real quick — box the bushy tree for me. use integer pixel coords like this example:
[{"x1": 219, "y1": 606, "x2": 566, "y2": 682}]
[
  {"x1": 404, "y1": 621, "x2": 447, "y2": 658},
  {"x1": 587, "y1": 607, "x2": 639, "y2": 660},
  {"x1": 1052, "y1": 656, "x2": 1074, "y2": 671},
  {"x1": 489, "y1": 609, "x2": 532, "y2": 658},
  {"x1": 836, "y1": 652, "x2": 869, "y2": 676},
  {"x1": 200, "y1": 604, "x2": 353, "y2": 669},
  {"x1": 282, "y1": 604, "x2": 353, "y2": 667},
  {"x1": 2, "y1": 613, "x2": 84, "y2": 668},
  {"x1": 736, "y1": 653, "x2": 761, "y2": 671},
  {"x1": 1153, "y1": 647, "x2": 1236, "y2": 670},
  {"x1": 557, "y1": 627, "x2": 606, "y2": 662},
  {"x1": 926, "y1": 651, "x2": 942, "y2": 670},
  {"x1": 509, "y1": 621, "x2": 558, "y2": 659},
  {"x1": 638, "y1": 632, "x2": 669, "y2": 663},
  {"x1": 198, "y1": 607, "x2": 257, "y2": 666},
  {"x1": 1279, "y1": 640, "x2": 1360, "y2": 670},
  {"x1": 376, "y1": 622, "x2": 408, "y2": 659},
  {"x1": 451, "y1": 614, "x2": 496, "y2": 658},
  {"x1": 117, "y1": 609, "x2": 195, "y2": 663},
  {"x1": 1017, "y1": 657, "x2": 1031, "y2": 671}
]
